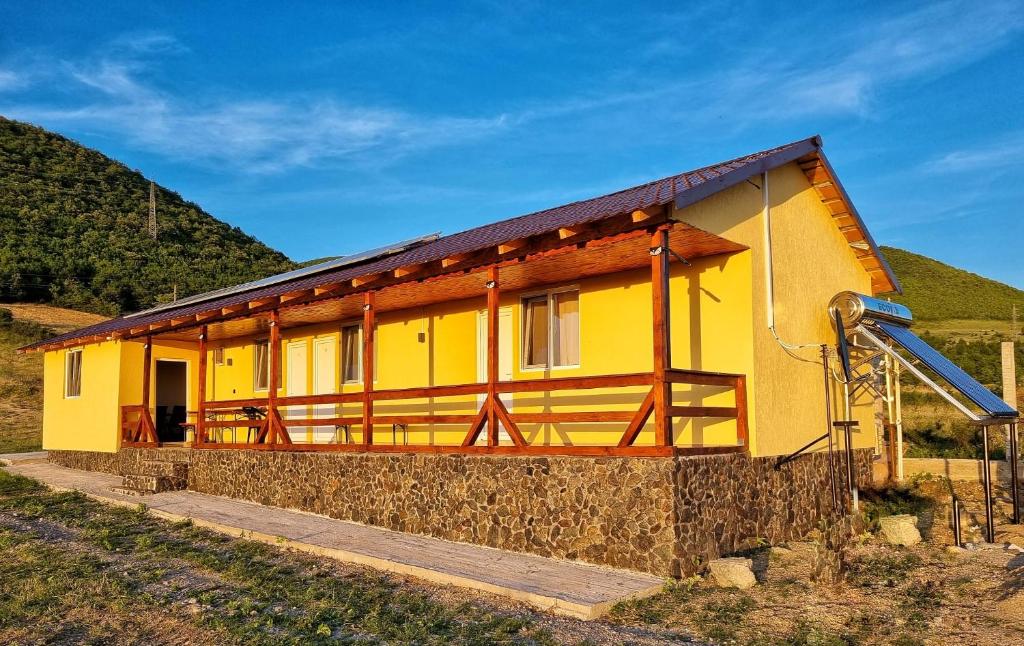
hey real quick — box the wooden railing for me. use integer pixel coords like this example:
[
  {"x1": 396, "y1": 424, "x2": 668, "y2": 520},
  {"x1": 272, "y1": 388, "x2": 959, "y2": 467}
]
[{"x1": 120, "y1": 369, "x2": 748, "y2": 457}]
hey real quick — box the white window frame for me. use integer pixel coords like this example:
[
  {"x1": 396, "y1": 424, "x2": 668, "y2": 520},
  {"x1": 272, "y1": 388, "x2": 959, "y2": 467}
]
[
  {"x1": 64, "y1": 348, "x2": 83, "y2": 398},
  {"x1": 253, "y1": 339, "x2": 270, "y2": 392},
  {"x1": 213, "y1": 347, "x2": 225, "y2": 366},
  {"x1": 520, "y1": 285, "x2": 580, "y2": 372},
  {"x1": 340, "y1": 322, "x2": 363, "y2": 384}
]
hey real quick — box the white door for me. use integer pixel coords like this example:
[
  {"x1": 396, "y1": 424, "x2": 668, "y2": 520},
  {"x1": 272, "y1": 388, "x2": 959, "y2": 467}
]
[
  {"x1": 477, "y1": 308, "x2": 513, "y2": 444},
  {"x1": 286, "y1": 341, "x2": 309, "y2": 441},
  {"x1": 313, "y1": 337, "x2": 337, "y2": 443}
]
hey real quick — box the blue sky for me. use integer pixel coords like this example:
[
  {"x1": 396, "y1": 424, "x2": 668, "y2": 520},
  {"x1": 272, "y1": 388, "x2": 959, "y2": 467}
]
[{"x1": 2, "y1": 1, "x2": 1023, "y2": 287}]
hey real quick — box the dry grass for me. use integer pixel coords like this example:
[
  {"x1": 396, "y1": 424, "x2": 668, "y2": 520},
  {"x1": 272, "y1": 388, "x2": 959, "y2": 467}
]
[
  {"x1": 0, "y1": 303, "x2": 103, "y2": 453},
  {"x1": 0, "y1": 303, "x2": 107, "y2": 333}
]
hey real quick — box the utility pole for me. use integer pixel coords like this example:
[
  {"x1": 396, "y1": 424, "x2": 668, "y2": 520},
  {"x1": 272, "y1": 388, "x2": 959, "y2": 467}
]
[{"x1": 148, "y1": 181, "x2": 158, "y2": 240}]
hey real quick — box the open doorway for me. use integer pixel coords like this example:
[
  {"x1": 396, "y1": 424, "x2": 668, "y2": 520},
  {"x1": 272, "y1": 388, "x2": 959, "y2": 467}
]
[{"x1": 155, "y1": 360, "x2": 188, "y2": 442}]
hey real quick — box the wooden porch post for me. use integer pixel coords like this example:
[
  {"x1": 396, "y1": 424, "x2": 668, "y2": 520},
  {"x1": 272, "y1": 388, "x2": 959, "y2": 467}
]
[
  {"x1": 196, "y1": 325, "x2": 207, "y2": 446},
  {"x1": 138, "y1": 335, "x2": 157, "y2": 443},
  {"x1": 267, "y1": 309, "x2": 283, "y2": 444},
  {"x1": 651, "y1": 225, "x2": 672, "y2": 447},
  {"x1": 362, "y1": 291, "x2": 375, "y2": 446},
  {"x1": 486, "y1": 267, "x2": 499, "y2": 446}
]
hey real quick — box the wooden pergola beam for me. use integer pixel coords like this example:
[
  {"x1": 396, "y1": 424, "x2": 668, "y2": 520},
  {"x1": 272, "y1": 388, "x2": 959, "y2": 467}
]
[
  {"x1": 497, "y1": 238, "x2": 527, "y2": 255},
  {"x1": 441, "y1": 253, "x2": 471, "y2": 268},
  {"x1": 393, "y1": 264, "x2": 426, "y2": 279},
  {"x1": 352, "y1": 273, "x2": 384, "y2": 288},
  {"x1": 280, "y1": 289, "x2": 313, "y2": 305},
  {"x1": 248, "y1": 296, "x2": 279, "y2": 309},
  {"x1": 314, "y1": 283, "x2": 343, "y2": 297}
]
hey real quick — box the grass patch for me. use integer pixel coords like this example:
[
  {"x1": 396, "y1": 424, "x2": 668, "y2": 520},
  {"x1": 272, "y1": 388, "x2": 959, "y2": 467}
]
[{"x1": 0, "y1": 470, "x2": 560, "y2": 644}]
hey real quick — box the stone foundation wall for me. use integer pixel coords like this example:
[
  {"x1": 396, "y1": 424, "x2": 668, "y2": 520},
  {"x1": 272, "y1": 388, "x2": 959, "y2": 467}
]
[
  {"x1": 48, "y1": 448, "x2": 194, "y2": 476},
  {"x1": 48, "y1": 447, "x2": 874, "y2": 577},
  {"x1": 671, "y1": 449, "x2": 873, "y2": 572},
  {"x1": 186, "y1": 451, "x2": 681, "y2": 576}
]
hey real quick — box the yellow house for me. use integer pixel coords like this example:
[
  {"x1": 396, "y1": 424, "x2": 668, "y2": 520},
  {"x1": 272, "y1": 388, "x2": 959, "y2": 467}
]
[{"x1": 23, "y1": 136, "x2": 926, "y2": 576}]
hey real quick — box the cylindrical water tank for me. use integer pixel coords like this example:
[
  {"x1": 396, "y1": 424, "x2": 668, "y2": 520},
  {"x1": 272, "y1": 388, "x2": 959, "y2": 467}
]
[{"x1": 829, "y1": 291, "x2": 913, "y2": 328}]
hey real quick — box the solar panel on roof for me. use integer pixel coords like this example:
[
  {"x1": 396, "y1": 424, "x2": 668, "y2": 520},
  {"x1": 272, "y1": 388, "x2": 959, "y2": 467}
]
[
  {"x1": 125, "y1": 232, "x2": 440, "y2": 319},
  {"x1": 874, "y1": 321, "x2": 1018, "y2": 418}
]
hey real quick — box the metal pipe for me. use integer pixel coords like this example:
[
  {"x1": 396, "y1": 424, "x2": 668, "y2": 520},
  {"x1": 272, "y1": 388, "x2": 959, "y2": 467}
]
[
  {"x1": 1011, "y1": 422, "x2": 1020, "y2": 525},
  {"x1": 982, "y1": 425, "x2": 995, "y2": 543},
  {"x1": 894, "y1": 362, "x2": 905, "y2": 481},
  {"x1": 762, "y1": 171, "x2": 774, "y2": 329},
  {"x1": 842, "y1": 378, "x2": 858, "y2": 510},
  {"x1": 823, "y1": 345, "x2": 838, "y2": 510},
  {"x1": 952, "y1": 496, "x2": 962, "y2": 547},
  {"x1": 843, "y1": 421, "x2": 858, "y2": 511}
]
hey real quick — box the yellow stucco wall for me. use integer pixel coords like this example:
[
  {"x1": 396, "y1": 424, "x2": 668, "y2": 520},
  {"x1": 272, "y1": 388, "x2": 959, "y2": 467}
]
[
  {"x1": 41, "y1": 159, "x2": 874, "y2": 457},
  {"x1": 673, "y1": 161, "x2": 876, "y2": 457},
  {"x1": 42, "y1": 341, "x2": 123, "y2": 453}
]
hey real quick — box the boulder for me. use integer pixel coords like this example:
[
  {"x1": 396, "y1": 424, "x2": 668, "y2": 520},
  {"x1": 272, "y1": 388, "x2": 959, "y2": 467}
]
[
  {"x1": 878, "y1": 514, "x2": 922, "y2": 547},
  {"x1": 708, "y1": 557, "x2": 757, "y2": 589}
]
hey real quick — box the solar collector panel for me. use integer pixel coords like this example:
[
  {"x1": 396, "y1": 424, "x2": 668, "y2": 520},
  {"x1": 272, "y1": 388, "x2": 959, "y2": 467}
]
[{"x1": 874, "y1": 321, "x2": 1017, "y2": 418}]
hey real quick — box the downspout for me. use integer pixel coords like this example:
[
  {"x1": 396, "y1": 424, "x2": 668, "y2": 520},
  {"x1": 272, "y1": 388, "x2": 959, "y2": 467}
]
[
  {"x1": 761, "y1": 171, "x2": 816, "y2": 352},
  {"x1": 762, "y1": 171, "x2": 775, "y2": 329}
]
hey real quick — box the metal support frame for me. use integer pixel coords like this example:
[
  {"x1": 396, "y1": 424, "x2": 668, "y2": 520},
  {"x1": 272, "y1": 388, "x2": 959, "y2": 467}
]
[
  {"x1": 982, "y1": 424, "x2": 995, "y2": 543},
  {"x1": 835, "y1": 420, "x2": 859, "y2": 511},
  {"x1": 822, "y1": 345, "x2": 838, "y2": 509},
  {"x1": 774, "y1": 431, "x2": 831, "y2": 470},
  {"x1": 952, "y1": 496, "x2": 963, "y2": 547},
  {"x1": 1011, "y1": 422, "x2": 1020, "y2": 525},
  {"x1": 856, "y1": 325, "x2": 982, "y2": 422}
]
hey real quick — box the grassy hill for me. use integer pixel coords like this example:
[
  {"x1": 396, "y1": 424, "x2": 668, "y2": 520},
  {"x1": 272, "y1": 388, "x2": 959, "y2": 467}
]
[
  {"x1": 0, "y1": 117, "x2": 296, "y2": 315},
  {"x1": 883, "y1": 246, "x2": 1024, "y2": 324}
]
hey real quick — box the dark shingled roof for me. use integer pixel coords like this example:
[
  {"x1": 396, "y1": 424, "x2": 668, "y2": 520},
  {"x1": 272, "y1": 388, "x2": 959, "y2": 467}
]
[{"x1": 22, "y1": 135, "x2": 896, "y2": 351}]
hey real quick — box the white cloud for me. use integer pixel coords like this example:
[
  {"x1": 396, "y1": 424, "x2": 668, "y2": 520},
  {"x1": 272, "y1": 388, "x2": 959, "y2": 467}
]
[
  {"x1": 922, "y1": 135, "x2": 1024, "y2": 174},
  {"x1": 0, "y1": 69, "x2": 21, "y2": 91},
  {"x1": 0, "y1": 34, "x2": 508, "y2": 173}
]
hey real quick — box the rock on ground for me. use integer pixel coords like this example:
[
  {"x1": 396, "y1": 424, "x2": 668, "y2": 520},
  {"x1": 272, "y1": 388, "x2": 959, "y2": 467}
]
[
  {"x1": 708, "y1": 557, "x2": 756, "y2": 589},
  {"x1": 879, "y1": 514, "x2": 922, "y2": 547}
]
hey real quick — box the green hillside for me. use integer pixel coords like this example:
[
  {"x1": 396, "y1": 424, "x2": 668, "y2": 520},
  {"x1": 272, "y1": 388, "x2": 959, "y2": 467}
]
[
  {"x1": 883, "y1": 246, "x2": 1024, "y2": 322},
  {"x1": 0, "y1": 117, "x2": 296, "y2": 315}
]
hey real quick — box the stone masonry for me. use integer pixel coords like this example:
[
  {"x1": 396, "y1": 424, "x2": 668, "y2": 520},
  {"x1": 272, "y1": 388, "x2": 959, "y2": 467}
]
[{"x1": 49, "y1": 447, "x2": 873, "y2": 577}]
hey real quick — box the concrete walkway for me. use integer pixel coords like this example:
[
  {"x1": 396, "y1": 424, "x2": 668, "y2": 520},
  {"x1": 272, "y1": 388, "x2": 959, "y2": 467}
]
[{"x1": 1, "y1": 459, "x2": 663, "y2": 619}]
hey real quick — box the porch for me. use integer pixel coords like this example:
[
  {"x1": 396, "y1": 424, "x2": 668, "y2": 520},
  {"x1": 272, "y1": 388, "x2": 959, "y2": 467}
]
[{"x1": 116, "y1": 219, "x2": 751, "y2": 457}]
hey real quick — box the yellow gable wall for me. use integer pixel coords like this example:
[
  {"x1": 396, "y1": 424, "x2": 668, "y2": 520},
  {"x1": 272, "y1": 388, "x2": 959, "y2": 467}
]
[
  {"x1": 42, "y1": 341, "x2": 122, "y2": 453},
  {"x1": 673, "y1": 161, "x2": 876, "y2": 457}
]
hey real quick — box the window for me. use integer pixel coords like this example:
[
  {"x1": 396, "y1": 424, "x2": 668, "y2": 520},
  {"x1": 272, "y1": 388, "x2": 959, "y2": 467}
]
[
  {"x1": 253, "y1": 339, "x2": 269, "y2": 390},
  {"x1": 64, "y1": 348, "x2": 83, "y2": 398},
  {"x1": 341, "y1": 324, "x2": 362, "y2": 383},
  {"x1": 213, "y1": 347, "x2": 225, "y2": 366},
  {"x1": 522, "y1": 288, "x2": 579, "y2": 369}
]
